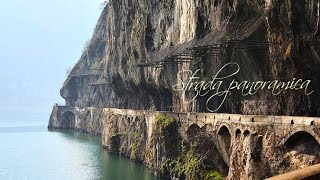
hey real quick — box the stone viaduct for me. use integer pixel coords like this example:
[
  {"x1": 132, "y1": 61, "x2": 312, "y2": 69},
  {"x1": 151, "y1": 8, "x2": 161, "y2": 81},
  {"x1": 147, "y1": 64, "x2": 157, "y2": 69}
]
[
  {"x1": 48, "y1": 104, "x2": 103, "y2": 133},
  {"x1": 49, "y1": 106, "x2": 320, "y2": 179},
  {"x1": 100, "y1": 108, "x2": 320, "y2": 167}
]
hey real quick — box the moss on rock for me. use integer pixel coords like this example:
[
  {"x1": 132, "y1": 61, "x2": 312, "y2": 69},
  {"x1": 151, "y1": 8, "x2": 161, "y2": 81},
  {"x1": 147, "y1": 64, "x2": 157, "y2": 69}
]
[{"x1": 130, "y1": 141, "x2": 139, "y2": 159}]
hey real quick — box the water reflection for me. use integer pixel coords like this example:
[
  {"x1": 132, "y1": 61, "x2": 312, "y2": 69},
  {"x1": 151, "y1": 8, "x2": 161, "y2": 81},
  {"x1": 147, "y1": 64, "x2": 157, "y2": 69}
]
[
  {"x1": 52, "y1": 130, "x2": 160, "y2": 180},
  {"x1": 0, "y1": 125, "x2": 159, "y2": 180},
  {"x1": 100, "y1": 150, "x2": 159, "y2": 180}
]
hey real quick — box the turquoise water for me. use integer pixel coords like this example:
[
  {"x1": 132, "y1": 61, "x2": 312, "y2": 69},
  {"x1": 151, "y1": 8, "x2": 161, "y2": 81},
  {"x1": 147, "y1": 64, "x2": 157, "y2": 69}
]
[{"x1": 0, "y1": 120, "x2": 159, "y2": 180}]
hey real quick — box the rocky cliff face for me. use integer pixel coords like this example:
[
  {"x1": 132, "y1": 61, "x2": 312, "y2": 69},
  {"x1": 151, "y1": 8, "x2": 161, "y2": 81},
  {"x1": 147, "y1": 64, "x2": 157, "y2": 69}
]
[
  {"x1": 102, "y1": 109, "x2": 320, "y2": 179},
  {"x1": 60, "y1": 0, "x2": 320, "y2": 116},
  {"x1": 102, "y1": 110, "x2": 228, "y2": 179},
  {"x1": 52, "y1": 0, "x2": 320, "y2": 179}
]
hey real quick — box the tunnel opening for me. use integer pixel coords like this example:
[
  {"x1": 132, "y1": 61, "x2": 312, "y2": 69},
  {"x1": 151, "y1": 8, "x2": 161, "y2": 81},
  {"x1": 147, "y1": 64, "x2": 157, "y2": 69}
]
[
  {"x1": 218, "y1": 125, "x2": 231, "y2": 157},
  {"x1": 62, "y1": 111, "x2": 75, "y2": 129},
  {"x1": 284, "y1": 131, "x2": 320, "y2": 155}
]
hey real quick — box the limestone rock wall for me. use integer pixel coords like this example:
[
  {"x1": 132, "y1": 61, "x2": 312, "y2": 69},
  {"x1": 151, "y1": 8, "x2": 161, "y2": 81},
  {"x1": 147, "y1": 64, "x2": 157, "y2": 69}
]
[
  {"x1": 60, "y1": 0, "x2": 320, "y2": 116},
  {"x1": 102, "y1": 109, "x2": 229, "y2": 179}
]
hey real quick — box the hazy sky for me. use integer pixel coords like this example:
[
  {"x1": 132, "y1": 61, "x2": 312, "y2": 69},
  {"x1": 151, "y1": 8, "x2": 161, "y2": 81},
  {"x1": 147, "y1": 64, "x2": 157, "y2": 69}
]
[{"x1": 0, "y1": 0, "x2": 103, "y2": 122}]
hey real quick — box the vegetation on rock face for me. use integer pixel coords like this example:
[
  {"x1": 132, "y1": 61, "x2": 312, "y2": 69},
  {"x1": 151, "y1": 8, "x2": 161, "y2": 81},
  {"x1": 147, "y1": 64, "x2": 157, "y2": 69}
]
[
  {"x1": 155, "y1": 114, "x2": 181, "y2": 157},
  {"x1": 154, "y1": 114, "x2": 223, "y2": 179},
  {"x1": 130, "y1": 142, "x2": 139, "y2": 159},
  {"x1": 144, "y1": 143, "x2": 154, "y2": 164},
  {"x1": 204, "y1": 170, "x2": 224, "y2": 180},
  {"x1": 155, "y1": 114, "x2": 176, "y2": 131},
  {"x1": 143, "y1": 114, "x2": 178, "y2": 168},
  {"x1": 107, "y1": 116, "x2": 147, "y2": 161},
  {"x1": 130, "y1": 131, "x2": 142, "y2": 160},
  {"x1": 166, "y1": 150, "x2": 223, "y2": 180},
  {"x1": 107, "y1": 114, "x2": 223, "y2": 179}
]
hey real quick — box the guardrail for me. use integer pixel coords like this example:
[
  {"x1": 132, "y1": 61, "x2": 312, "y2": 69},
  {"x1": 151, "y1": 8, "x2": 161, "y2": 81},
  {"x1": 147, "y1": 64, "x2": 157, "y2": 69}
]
[{"x1": 265, "y1": 164, "x2": 320, "y2": 180}]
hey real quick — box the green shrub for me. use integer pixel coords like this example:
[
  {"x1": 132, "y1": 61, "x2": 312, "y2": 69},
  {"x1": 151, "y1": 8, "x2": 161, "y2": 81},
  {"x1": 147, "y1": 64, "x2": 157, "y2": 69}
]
[
  {"x1": 156, "y1": 114, "x2": 175, "y2": 128},
  {"x1": 166, "y1": 150, "x2": 223, "y2": 180}
]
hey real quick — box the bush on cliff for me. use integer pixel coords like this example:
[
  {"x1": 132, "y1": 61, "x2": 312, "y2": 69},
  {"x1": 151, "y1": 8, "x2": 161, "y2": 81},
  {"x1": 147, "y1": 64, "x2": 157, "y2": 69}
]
[
  {"x1": 155, "y1": 114, "x2": 175, "y2": 131},
  {"x1": 166, "y1": 150, "x2": 223, "y2": 180},
  {"x1": 155, "y1": 114, "x2": 181, "y2": 157}
]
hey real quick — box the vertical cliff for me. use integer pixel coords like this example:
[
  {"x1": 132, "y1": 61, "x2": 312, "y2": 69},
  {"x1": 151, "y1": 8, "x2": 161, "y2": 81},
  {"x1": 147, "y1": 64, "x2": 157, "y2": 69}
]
[
  {"x1": 60, "y1": 0, "x2": 320, "y2": 116},
  {"x1": 50, "y1": 0, "x2": 320, "y2": 179}
]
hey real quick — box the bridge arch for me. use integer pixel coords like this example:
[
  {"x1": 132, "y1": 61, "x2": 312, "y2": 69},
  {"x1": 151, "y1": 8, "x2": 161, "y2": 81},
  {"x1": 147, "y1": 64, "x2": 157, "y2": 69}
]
[
  {"x1": 217, "y1": 125, "x2": 232, "y2": 157},
  {"x1": 217, "y1": 124, "x2": 232, "y2": 136},
  {"x1": 282, "y1": 127, "x2": 320, "y2": 146},
  {"x1": 235, "y1": 129, "x2": 241, "y2": 138},
  {"x1": 187, "y1": 123, "x2": 201, "y2": 137},
  {"x1": 243, "y1": 130, "x2": 250, "y2": 137},
  {"x1": 62, "y1": 111, "x2": 76, "y2": 129},
  {"x1": 188, "y1": 119, "x2": 205, "y2": 129}
]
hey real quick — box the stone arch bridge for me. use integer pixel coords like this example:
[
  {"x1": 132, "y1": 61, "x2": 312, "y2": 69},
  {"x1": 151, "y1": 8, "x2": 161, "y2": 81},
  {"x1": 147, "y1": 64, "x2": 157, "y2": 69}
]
[
  {"x1": 49, "y1": 106, "x2": 320, "y2": 178},
  {"x1": 48, "y1": 105, "x2": 103, "y2": 133},
  {"x1": 101, "y1": 108, "x2": 320, "y2": 168},
  {"x1": 50, "y1": 106, "x2": 320, "y2": 154}
]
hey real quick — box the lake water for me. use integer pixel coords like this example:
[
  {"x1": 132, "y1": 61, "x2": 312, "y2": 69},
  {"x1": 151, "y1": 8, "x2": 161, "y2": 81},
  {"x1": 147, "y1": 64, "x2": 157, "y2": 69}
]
[{"x1": 0, "y1": 120, "x2": 159, "y2": 180}]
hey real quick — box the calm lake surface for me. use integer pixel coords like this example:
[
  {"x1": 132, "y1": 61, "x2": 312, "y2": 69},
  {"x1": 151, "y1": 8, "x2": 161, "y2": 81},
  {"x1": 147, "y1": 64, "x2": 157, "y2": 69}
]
[{"x1": 0, "y1": 120, "x2": 159, "y2": 180}]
